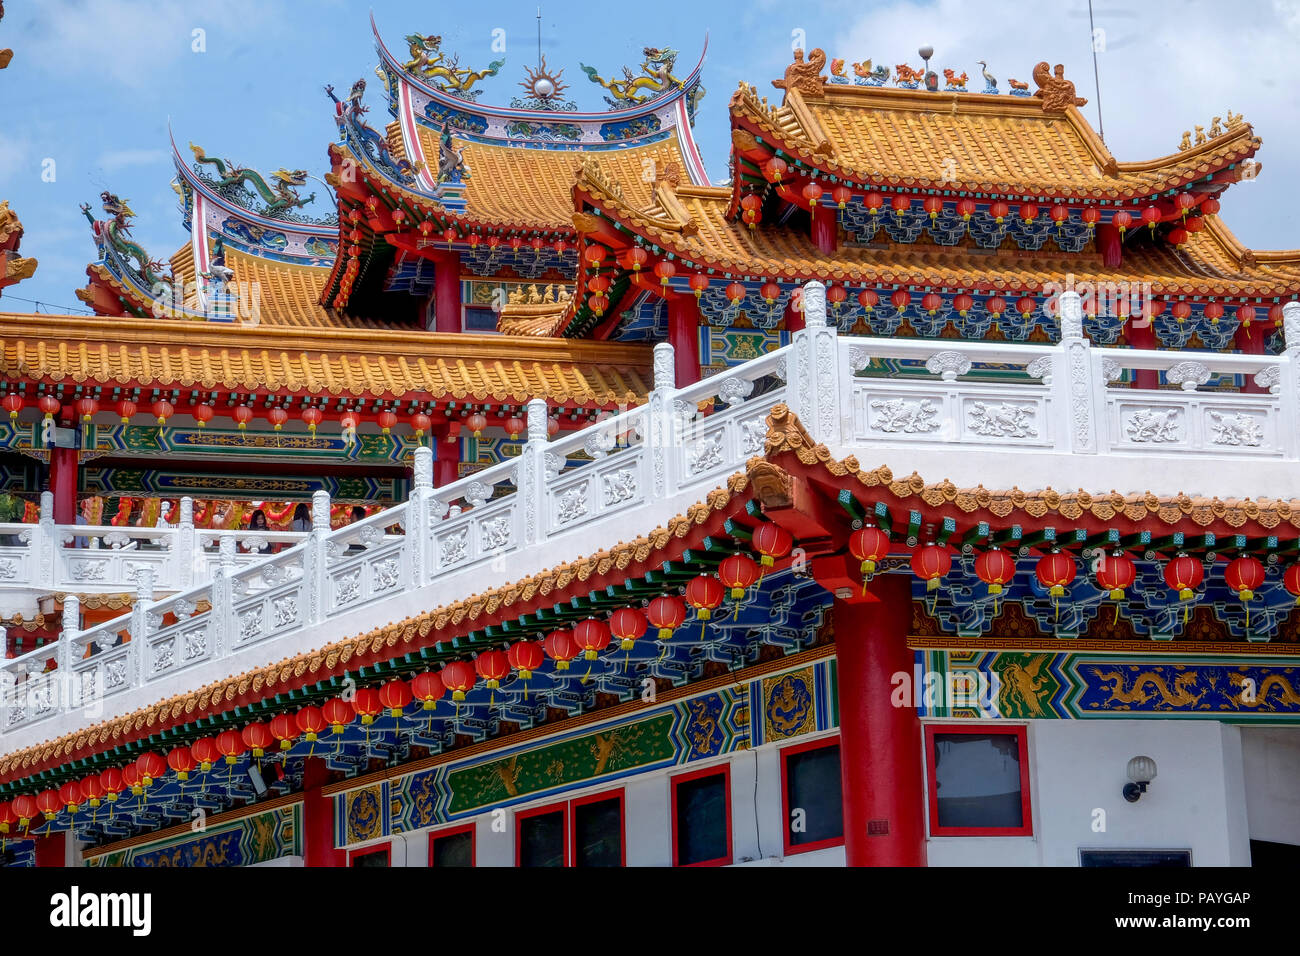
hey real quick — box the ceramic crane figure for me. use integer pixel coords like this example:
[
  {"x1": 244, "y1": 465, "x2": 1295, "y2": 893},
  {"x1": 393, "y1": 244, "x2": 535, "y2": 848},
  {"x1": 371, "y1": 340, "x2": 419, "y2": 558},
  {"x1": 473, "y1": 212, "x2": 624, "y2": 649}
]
[{"x1": 977, "y1": 60, "x2": 997, "y2": 93}]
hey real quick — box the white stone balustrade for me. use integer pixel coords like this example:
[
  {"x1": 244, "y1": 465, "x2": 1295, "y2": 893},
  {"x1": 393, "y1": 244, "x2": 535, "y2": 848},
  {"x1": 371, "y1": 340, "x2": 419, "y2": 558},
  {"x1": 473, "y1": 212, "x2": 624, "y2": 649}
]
[{"x1": 3, "y1": 290, "x2": 1300, "y2": 750}]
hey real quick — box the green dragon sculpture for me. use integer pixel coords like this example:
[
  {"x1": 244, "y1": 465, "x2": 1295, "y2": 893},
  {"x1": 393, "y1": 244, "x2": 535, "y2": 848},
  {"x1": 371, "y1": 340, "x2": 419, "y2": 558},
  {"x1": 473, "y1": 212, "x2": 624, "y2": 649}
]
[
  {"x1": 402, "y1": 34, "x2": 503, "y2": 98},
  {"x1": 581, "y1": 46, "x2": 683, "y2": 106},
  {"x1": 80, "y1": 191, "x2": 171, "y2": 288},
  {"x1": 189, "y1": 143, "x2": 315, "y2": 216}
]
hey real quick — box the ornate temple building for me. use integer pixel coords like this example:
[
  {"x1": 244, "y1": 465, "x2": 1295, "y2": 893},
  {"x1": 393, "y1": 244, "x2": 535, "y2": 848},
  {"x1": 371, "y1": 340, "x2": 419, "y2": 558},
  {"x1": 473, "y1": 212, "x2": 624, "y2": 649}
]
[{"x1": 0, "y1": 21, "x2": 1298, "y2": 867}]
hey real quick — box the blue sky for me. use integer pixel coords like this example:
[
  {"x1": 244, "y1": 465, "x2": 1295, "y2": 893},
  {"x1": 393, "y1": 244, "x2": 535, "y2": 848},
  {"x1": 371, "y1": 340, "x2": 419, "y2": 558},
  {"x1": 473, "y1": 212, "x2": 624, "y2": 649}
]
[{"x1": 3, "y1": 0, "x2": 1299, "y2": 314}]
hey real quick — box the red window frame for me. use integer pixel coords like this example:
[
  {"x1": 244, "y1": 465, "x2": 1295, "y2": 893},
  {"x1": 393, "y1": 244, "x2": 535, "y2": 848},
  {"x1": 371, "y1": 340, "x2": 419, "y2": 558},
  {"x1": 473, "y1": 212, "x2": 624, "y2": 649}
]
[
  {"x1": 670, "y1": 763, "x2": 733, "y2": 867},
  {"x1": 513, "y1": 789, "x2": 626, "y2": 867},
  {"x1": 924, "y1": 723, "x2": 1032, "y2": 837},
  {"x1": 427, "y1": 822, "x2": 476, "y2": 867},
  {"x1": 570, "y1": 789, "x2": 626, "y2": 868},
  {"x1": 348, "y1": 842, "x2": 391, "y2": 867},
  {"x1": 515, "y1": 799, "x2": 570, "y2": 867},
  {"x1": 779, "y1": 736, "x2": 845, "y2": 856}
]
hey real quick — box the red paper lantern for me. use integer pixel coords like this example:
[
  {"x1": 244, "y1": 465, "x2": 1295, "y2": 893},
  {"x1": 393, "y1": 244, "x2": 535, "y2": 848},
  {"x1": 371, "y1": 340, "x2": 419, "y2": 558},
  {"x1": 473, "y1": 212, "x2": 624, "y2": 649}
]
[
  {"x1": 985, "y1": 295, "x2": 1007, "y2": 317},
  {"x1": 688, "y1": 274, "x2": 710, "y2": 298},
  {"x1": 1081, "y1": 207, "x2": 1100, "y2": 227},
  {"x1": 440, "y1": 660, "x2": 477, "y2": 701},
  {"x1": 1112, "y1": 210, "x2": 1133, "y2": 234},
  {"x1": 38, "y1": 395, "x2": 59, "y2": 421},
  {"x1": 1035, "y1": 551, "x2": 1076, "y2": 597},
  {"x1": 269, "y1": 407, "x2": 290, "y2": 431},
  {"x1": 1163, "y1": 554, "x2": 1203, "y2": 601},
  {"x1": 1016, "y1": 295, "x2": 1037, "y2": 319},
  {"x1": 1, "y1": 394, "x2": 22, "y2": 420},
  {"x1": 826, "y1": 285, "x2": 848, "y2": 308},
  {"x1": 352, "y1": 687, "x2": 383, "y2": 725},
  {"x1": 269, "y1": 713, "x2": 298, "y2": 750},
  {"x1": 864, "y1": 192, "x2": 884, "y2": 214},
  {"x1": 890, "y1": 194, "x2": 911, "y2": 216},
  {"x1": 911, "y1": 544, "x2": 951, "y2": 591},
  {"x1": 654, "y1": 260, "x2": 677, "y2": 286},
  {"x1": 587, "y1": 274, "x2": 611, "y2": 294},
  {"x1": 953, "y1": 293, "x2": 974, "y2": 317},
  {"x1": 505, "y1": 415, "x2": 525, "y2": 440},
  {"x1": 857, "y1": 289, "x2": 879, "y2": 311},
  {"x1": 923, "y1": 196, "x2": 943, "y2": 220},
  {"x1": 1224, "y1": 556, "x2": 1265, "y2": 602},
  {"x1": 957, "y1": 197, "x2": 977, "y2": 221},
  {"x1": 232, "y1": 405, "x2": 253, "y2": 431},
  {"x1": 974, "y1": 548, "x2": 1016, "y2": 595},
  {"x1": 134, "y1": 751, "x2": 165, "y2": 790},
  {"x1": 411, "y1": 412, "x2": 431, "y2": 439},
  {"x1": 573, "y1": 619, "x2": 611, "y2": 661},
  {"x1": 167, "y1": 745, "x2": 194, "y2": 780},
  {"x1": 1236, "y1": 304, "x2": 1257, "y2": 328},
  {"x1": 75, "y1": 397, "x2": 99, "y2": 423},
  {"x1": 79, "y1": 775, "x2": 104, "y2": 808},
  {"x1": 13, "y1": 794, "x2": 38, "y2": 828},
  {"x1": 626, "y1": 247, "x2": 649, "y2": 272},
  {"x1": 36, "y1": 790, "x2": 61, "y2": 821},
  {"x1": 0, "y1": 801, "x2": 14, "y2": 833},
  {"x1": 763, "y1": 157, "x2": 788, "y2": 182},
  {"x1": 646, "y1": 596, "x2": 686, "y2": 641},
  {"x1": 301, "y1": 406, "x2": 323, "y2": 435},
  {"x1": 192, "y1": 404, "x2": 214, "y2": 428},
  {"x1": 1141, "y1": 205, "x2": 1160, "y2": 231},
  {"x1": 379, "y1": 679, "x2": 412, "y2": 717},
  {"x1": 752, "y1": 522, "x2": 793, "y2": 567},
  {"x1": 921, "y1": 292, "x2": 943, "y2": 315},
  {"x1": 1095, "y1": 551, "x2": 1136, "y2": 600},
  {"x1": 718, "y1": 554, "x2": 760, "y2": 600},
  {"x1": 740, "y1": 193, "x2": 762, "y2": 213},
  {"x1": 1171, "y1": 301, "x2": 1192, "y2": 324},
  {"x1": 542, "y1": 629, "x2": 578, "y2": 671},
  {"x1": 685, "y1": 574, "x2": 725, "y2": 621},
  {"x1": 587, "y1": 294, "x2": 609, "y2": 316},
  {"x1": 98, "y1": 767, "x2": 124, "y2": 803},
  {"x1": 190, "y1": 737, "x2": 220, "y2": 771},
  {"x1": 295, "y1": 705, "x2": 327, "y2": 742},
  {"x1": 475, "y1": 650, "x2": 510, "y2": 690},
  {"x1": 215, "y1": 730, "x2": 246, "y2": 766},
  {"x1": 760, "y1": 281, "x2": 781, "y2": 305},
  {"x1": 376, "y1": 409, "x2": 396, "y2": 435},
  {"x1": 507, "y1": 641, "x2": 545, "y2": 679},
  {"x1": 849, "y1": 527, "x2": 890, "y2": 575},
  {"x1": 1019, "y1": 202, "x2": 1039, "y2": 222},
  {"x1": 1168, "y1": 227, "x2": 1188, "y2": 247},
  {"x1": 1204, "y1": 302, "x2": 1224, "y2": 324},
  {"x1": 465, "y1": 411, "x2": 487, "y2": 437},
  {"x1": 1049, "y1": 204, "x2": 1069, "y2": 225},
  {"x1": 831, "y1": 184, "x2": 852, "y2": 209},
  {"x1": 1201, "y1": 198, "x2": 1221, "y2": 217},
  {"x1": 989, "y1": 200, "x2": 1009, "y2": 223},
  {"x1": 890, "y1": 289, "x2": 911, "y2": 311},
  {"x1": 411, "y1": 670, "x2": 445, "y2": 709},
  {"x1": 609, "y1": 607, "x2": 646, "y2": 651},
  {"x1": 59, "y1": 780, "x2": 83, "y2": 814},
  {"x1": 1284, "y1": 564, "x2": 1300, "y2": 604},
  {"x1": 1185, "y1": 215, "x2": 1205, "y2": 233},
  {"x1": 802, "y1": 181, "x2": 824, "y2": 208},
  {"x1": 584, "y1": 244, "x2": 606, "y2": 267},
  {"x1": 151, "y1": 400, "x2": 174, "y2": 426},
  {"x1": 725, "y1": 281, "x2": 746, "y2": 304},
  {"x1": 322, "y1": 697, "x2": 353, "y2": 733},
  {"x1": 241, "y1": 723, "x2": 274, "y2": 758}
]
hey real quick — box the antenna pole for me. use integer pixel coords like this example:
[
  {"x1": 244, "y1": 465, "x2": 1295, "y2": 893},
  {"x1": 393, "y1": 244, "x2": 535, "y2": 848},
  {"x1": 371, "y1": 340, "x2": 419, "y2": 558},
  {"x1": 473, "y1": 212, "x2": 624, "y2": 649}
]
[
  {"x1": 537, "y1": 7, "x2": 542, "y2": 71},
  {"x1": 1088, "y1": 0, "x2": 1105, "y2": 143}
]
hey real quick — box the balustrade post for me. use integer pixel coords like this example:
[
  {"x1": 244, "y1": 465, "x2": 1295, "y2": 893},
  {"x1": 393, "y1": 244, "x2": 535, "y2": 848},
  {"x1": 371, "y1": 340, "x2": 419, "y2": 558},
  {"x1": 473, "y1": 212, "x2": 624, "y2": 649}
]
[
  {"x1": 787, "y1": 281, "x2": 846, "y2": 447},
  {"x1": 1057, "y1": 291, "x2": 1099, "y2": 454},
  {"x1": 307, "y1": 490, "x2": 332, "y2": 624},
  {"x1": 404, "y1": 446, "x2": 434, "y2": 588},
  {"x1": 211, "y1": 535, "x2": 237, "y2": 657},
  {"x1": 1280, "y1": 303, "x2": 1300, "y2": 461},
  {"x1": 131, "y1": 568, "x2": 155, "y2": 687},
  {"x1": 59, "y1": 593, "x2": 79, "y2": 709},
  {"x1": 519, "y1": 399, "x2": 550, "y2": 547},
  {"x1": 650, "y1": 342, "x2": 677, "y2": 498},
  {"x1": 36, "y1": 490, "x2": 55, "y2": 591},
  {"x1": 175, "y1": 497, "x2": 196, "y2": 589}
]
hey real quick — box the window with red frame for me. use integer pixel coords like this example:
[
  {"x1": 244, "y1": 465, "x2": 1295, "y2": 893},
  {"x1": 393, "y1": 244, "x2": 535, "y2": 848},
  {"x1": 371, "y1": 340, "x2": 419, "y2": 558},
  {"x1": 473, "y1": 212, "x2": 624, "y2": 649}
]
[
  {"x1": 515, "y1": 790, "x2": 624, "y2": 867},
  {"x1": 780, "y1": 738, "x2": 844, "y2": 855},
  {"x1": 925, "y1": 725, "x2": 1032, "y2": 837},
  {"x1": 429, "y1": 824, "x2": 475, "y2": 867},
  {"x1": 349, "y1": 844, "x2": 390, "y2": 867},
  {"x1": 671, "y1": 764, "x2": 732, "y2": 866}
]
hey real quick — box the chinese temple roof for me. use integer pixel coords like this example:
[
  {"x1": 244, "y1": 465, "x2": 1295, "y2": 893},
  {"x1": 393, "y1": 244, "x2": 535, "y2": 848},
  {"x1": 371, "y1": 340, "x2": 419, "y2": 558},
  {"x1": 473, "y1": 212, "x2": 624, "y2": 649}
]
[{"x1": 0, "y1": 312, "x2": 651, "y2": 404}]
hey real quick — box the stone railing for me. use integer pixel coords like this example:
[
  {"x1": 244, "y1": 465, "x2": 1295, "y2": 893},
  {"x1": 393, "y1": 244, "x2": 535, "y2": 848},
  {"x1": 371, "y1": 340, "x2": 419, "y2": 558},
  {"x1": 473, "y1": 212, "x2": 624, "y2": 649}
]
[{"x1": 2, "y1": 288, "x2": 1299, "y2": 749}]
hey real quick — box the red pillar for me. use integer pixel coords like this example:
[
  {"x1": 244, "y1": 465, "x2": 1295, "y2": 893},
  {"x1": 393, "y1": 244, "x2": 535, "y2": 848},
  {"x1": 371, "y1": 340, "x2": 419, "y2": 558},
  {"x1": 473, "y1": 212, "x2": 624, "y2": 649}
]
[
  {"x1": 302, "y1": 757, "x2": 345, "y2": 867},
  {"x1": 811, "y1": 205, "x2": 838, "y2": 255},
  {"x1": 668, "y1": 294, "x2": 701, "y2": 386},
  {"x1": 434, "y1": 429, "x2": 461, "y2": 488},
  {"x1": 34, "y1": 830, "x2": 67, "y2": 867},
  {"x1": 833, "y1": 573, "x2": 926, "y2": 866},
  {"x1": 430, "y1": 251, "x2": 462, "y2": 333},
  {"x1": 1096, "y1": 222, "x2": 1123, "y2": 269},
  {"x1": 1126, "y1": 318, "x2": 1160, "y2": 390},
  {"x1": 49, "y1": 446, "x2": 78, "y2": 525},
  {"x1": 1237, "y1": 322, "x2": 1267, "y2": 394}
]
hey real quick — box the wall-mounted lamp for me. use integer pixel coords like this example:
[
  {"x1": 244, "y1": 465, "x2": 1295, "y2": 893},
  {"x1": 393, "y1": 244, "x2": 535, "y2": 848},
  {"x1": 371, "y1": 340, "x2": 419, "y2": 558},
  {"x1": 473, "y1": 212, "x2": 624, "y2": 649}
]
[{"x1": 1123, "y1": 755, "x2": 1158, "y2": 803}]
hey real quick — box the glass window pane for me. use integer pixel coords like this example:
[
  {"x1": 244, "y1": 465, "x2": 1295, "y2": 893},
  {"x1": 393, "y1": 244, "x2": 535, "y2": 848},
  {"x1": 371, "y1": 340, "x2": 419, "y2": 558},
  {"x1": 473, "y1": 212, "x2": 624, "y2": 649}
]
[
  {"x1": 573, "y1": 797, "x2": 622, "y2": 867},
  {"x1": 519, "y1": 810, "x2": 565, "y2": 867},
  {"x1": 676, "y1": 773, "x2": 728, "y2": 865},
  {"x1": 432, "y1": 830, "x2": 474, "y2": 868},
  {"x1": 351, "y1": 849, "x2": 388, "y2": 867},
  {"x1": 786, "y1": 745, "x2": 843, "y2": 847},
  {"x1": 932, "y1": 733, "x2": 1023, "y2": 830}
]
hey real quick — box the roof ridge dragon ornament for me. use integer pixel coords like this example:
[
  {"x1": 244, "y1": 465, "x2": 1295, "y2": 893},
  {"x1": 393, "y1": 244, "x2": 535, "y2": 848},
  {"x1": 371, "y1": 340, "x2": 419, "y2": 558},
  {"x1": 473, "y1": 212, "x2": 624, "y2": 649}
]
[
  {"x1": 325, "y1": 79, "x2": 422, "y2": 185},
  {"x1": 188, "y1": 143, "x2": 315, "y2": 218},
  {"x1": 79, "y1": 191, "x2": 172, "y2": 289},
  {"x1": 1032, "y1": 61, "x2": 1087, "y2": 112},
  {"x1": 581, "y1": 46, "x2": 683, "y2": 107},
  {"x1": 402, "y1": 34, "x2": 503, "y2": 100}
]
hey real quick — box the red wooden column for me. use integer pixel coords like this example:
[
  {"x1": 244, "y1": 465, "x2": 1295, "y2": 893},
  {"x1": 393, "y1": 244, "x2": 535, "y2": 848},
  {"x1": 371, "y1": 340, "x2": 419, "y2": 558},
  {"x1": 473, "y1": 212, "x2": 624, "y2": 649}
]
[
  {"x1": 48, "y1": 446, "x2": 78, "y2": 525},
  {"x1": 434, "y1": 428, "x2": 461, "y2": 488},
  {"x1": 429, "y1": 250, "x2": 462, "y2": 333},
  {"x1": 668, "y1": 294, "x2": 701, "y2": 386},
  {"x1": 811, "y1": 205, "x2": 838, "y2": 255},
  {"x1": 302, "y1": 757, "x2": 344, "y2": 867},
  {"x1": 34, "y1": 831, "x2": 67, "y2": 867},
  {"x1": 1126, "y1": 318, "x2": 1160, "y2": 390},
  {"x1": 1237, "y1": 321, "x2": 1268, "y2": 394},
  {"x1": 833, "y1": 573, "x2": 927, "y2": 866}
]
